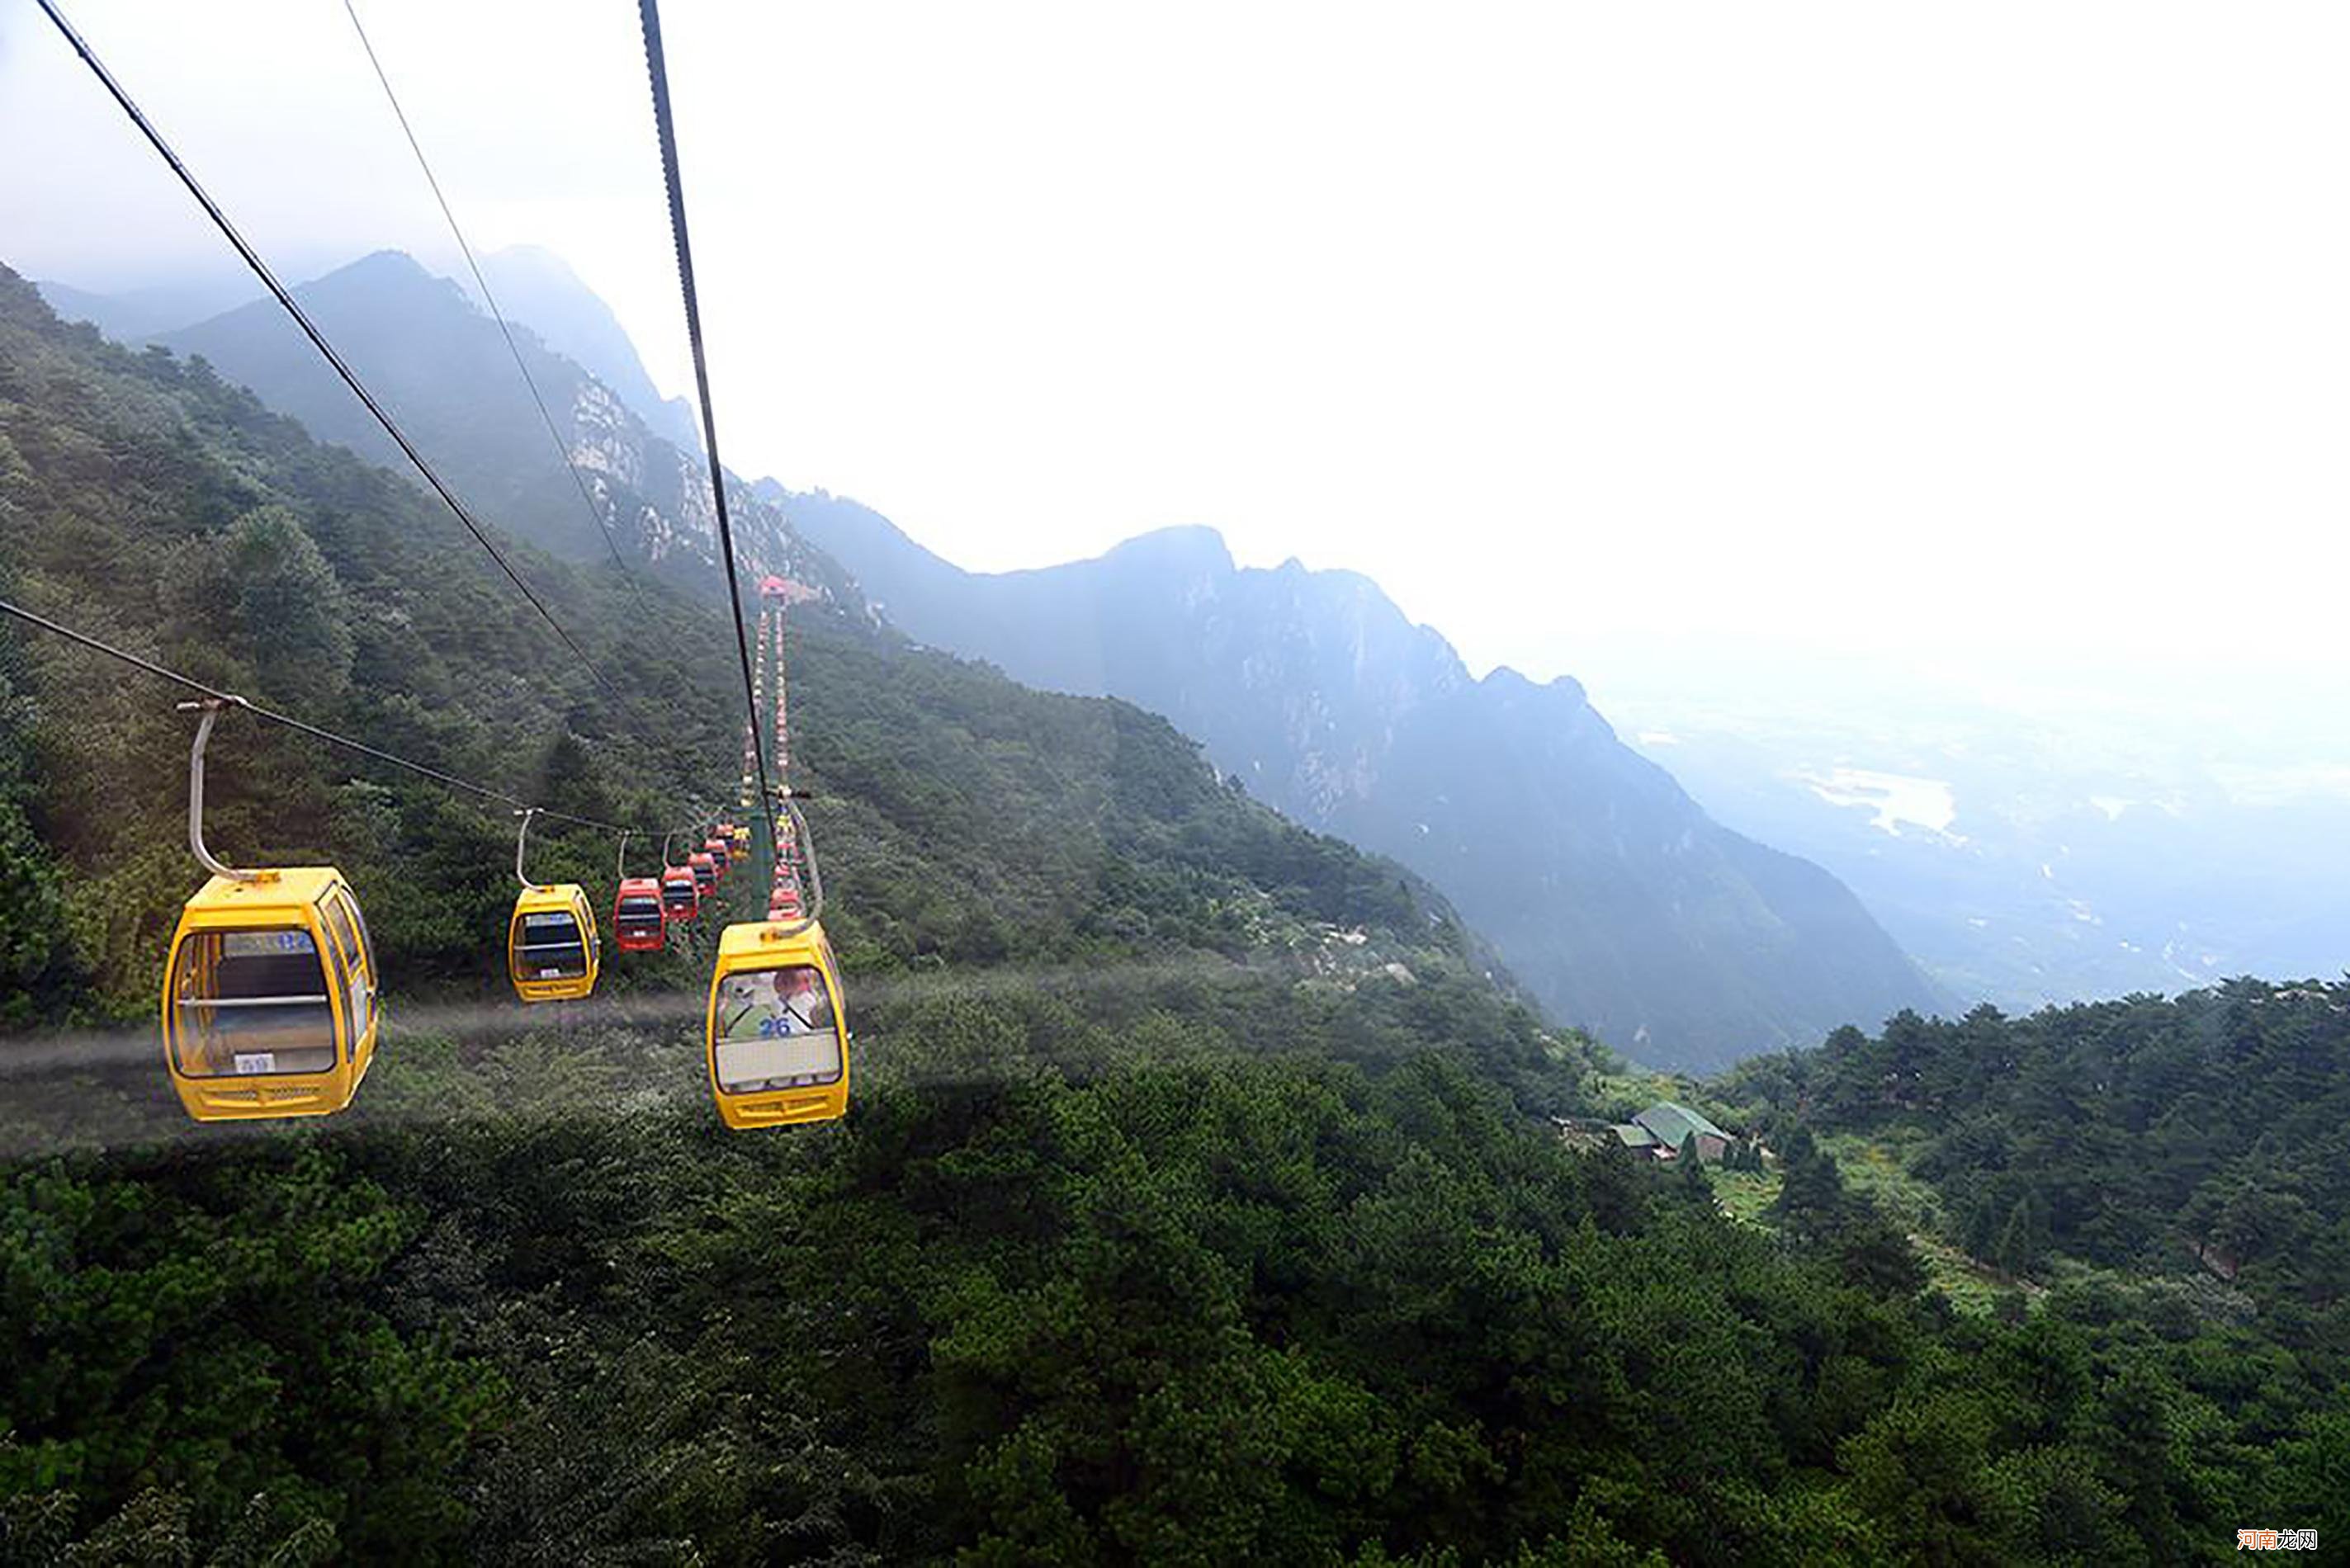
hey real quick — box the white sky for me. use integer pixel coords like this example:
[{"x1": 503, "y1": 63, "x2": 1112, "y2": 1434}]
[{"x1": 3, "y1": 1, "x2": 2347, "y2": 706}]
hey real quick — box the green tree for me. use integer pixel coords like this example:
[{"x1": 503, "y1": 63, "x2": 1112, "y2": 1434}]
[
  {"x1": 1996, "y1": 1197, "x2": 2041, "y2": 1279},
  {"x1": 1770, "y1": 1126, "x2": 1846, "y2": 1240},
  {"x1": 220, "y1": 504, "x2": 355, "y2": 709},
  {"x1": 1677, "y1": 1131, "x2": 1711, "y2": 1199},
  {"x1": 0, "y1": 675, "x2": 86, "y2": 1026}
]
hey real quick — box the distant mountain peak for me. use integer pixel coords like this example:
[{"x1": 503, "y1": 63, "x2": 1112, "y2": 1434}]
[
  {"x1": 476, "y1": 246, "x2": 702, "y2": 453},
  {"x1": 1481, "y1": 664, "x2": 1586, "y2": 701},
  {"x1": 789, "y1": 502, "x2": 1941, "y2": 1070},
  {"x1": 338, "y1": 248, "x2": 435, "y2": 280},
  {"x1": 152, "y1": 250, "x2": 850, "y2": 606},
  {"x1": 1100, "y1": 524, "x2": 1235, "y2": 570}
]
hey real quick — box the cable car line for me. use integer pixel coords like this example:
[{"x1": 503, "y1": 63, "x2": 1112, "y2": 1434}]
[
  {"x1": 32, "y1": 0, "x2": 658, "y2": 751},
  {"x1": 0, "y1": 594, "x2": 693, "y2": 842},
  {"x1": 635, "y1": 0, "x2": 778, "y2": 852},
  {"x1": 338, "y1": 0, "x2": 655, "y2": 617},
  {"x1": 636, "y1": 9, "x2": 848, "y2": 1126}
]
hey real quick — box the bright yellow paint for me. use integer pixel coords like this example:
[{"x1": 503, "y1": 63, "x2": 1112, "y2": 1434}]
[
  {"x1": 162, "y1": 867, "x2": 379, "y2": 1122},
  {"x1": 508, "y1": 883, "x2": 601, "y2": 1002},
  {"x1": 704, "y1": 919, "x2": 849, "y2": 1129}
]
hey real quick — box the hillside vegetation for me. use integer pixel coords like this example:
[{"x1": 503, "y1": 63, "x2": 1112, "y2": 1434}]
[
  {"x1": 1724, "y1": 987, "x2": 2350, "y2": 1311},
  {"x1": 2, "y1": 266, "x2": 1492, "y2": 1030}
]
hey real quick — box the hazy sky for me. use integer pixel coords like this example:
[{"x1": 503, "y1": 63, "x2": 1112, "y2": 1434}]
[{"x1": 4, "y1": 2, "x2": 2346, "y2": 704}]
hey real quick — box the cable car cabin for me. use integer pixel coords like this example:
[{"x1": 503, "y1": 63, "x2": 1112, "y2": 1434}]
[
  {"x1": 613, "y1": 876, "x2": 667, "y2": 953},
  {"x1": 661, "y1": 866, "x2": 701, "y2": 923},
  {"x1": 689, "y1": 852, "x2": 718, "y2": 898},
  {"x1": 704, "y1": 837, "x2": 731, "y2": 876},
  {"x1": 163, "y1": 867, "x2": 380, "y2": 1122},
  {"x1": 705, "y1": 920, "x2": 849, "y2": 1128},
  {"x1": 508, "y1": 883, "x2": 600, "y2": 1002}
]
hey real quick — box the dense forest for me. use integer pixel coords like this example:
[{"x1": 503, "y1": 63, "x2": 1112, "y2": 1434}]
[
  {"x1": 1721, "y1": 986, "x2": 2350, "y2": 1315},
  {"x1": 4, "y1": 266, "x2": 2348, "y2": 1562}
]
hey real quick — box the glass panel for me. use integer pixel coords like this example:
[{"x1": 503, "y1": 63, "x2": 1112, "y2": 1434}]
[
  {"x1": 513, "y1": 909, "x2": 589, "y2": 980},
  {"x1": 317, "y1": 896, "x2": 368, "y2": 1049},
  {"x1": 319, "y1": 921, "x2": 357, "y2": 1059},
  {"x1": 712, "y1": 964, "x2": 843, "y2": 1091},
  {"x1": 319, "y1": 896, "x2": 360, "y2": 978},
  {"x1": 332, "y1": 887, "x2": 376, "y2": 979},
  {"x1": 169, "y1": 928, "x2": 338, "y2": 1077},
  {"x1": 336, "y1": 916, "x2": 372, "y2": 1048}
]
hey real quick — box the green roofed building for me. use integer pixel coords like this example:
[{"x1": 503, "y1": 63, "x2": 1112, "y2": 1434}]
[
  {"x1": 1632, "y1": 1101, "x2": 1731, "y2": 1164},
  {"x1": 1556, "y1": 1104, "x2": 1735, "y2": 1163}
]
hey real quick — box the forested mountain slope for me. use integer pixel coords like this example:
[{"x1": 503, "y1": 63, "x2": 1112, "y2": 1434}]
[
  {"x1": 1724, "y1": 982, "x2": 2350, "y2": 1308},
  {"x1": 792, "y1": 498, "x2": 1944, "y2": 1070},
  {"x1": 150, "y1": 251, "x2": 835, "y2": 595},
  {"x1": 6, "y1": 263, "x2": 2346, "y2": 1563},
  {"x1": 0, "y1": 261, "x2": 1533, "y2": 1077}
]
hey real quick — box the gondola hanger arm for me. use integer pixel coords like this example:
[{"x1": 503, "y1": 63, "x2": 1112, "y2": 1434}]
[
  {"x1": 515, "y1": 807, "x2": 542, "y2": 892},
  {"x1": 177, "y1": 697, "x2": 261, "y2": 884}
]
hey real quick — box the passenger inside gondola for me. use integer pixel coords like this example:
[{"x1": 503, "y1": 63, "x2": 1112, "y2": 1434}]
[{"x1": 712, "y1": 964, "x2": 841, "y2": 1093}]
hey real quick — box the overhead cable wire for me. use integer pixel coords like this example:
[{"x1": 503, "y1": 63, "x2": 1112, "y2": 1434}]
[
  {"x1": 339, "y1": 0, "x2": 655, "y2": 616},
  {"x1": 635, "y1": 0, "x2": 782, "y2": 861},
  {"x1": 0, "y1": 594, "x2": 691, "y2": 840},
  {"x1": 33, "y1": 0, "x2": 660, "y2": 753}
]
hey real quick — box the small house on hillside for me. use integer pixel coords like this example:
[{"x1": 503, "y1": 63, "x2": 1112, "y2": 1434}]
[
  {"x1": 1629, "y1": 1101, "x2": 1731, "y2": 1164},
  {"x1": 1557, "y1": 1101, "x2": 1736, "y2": 1163}
]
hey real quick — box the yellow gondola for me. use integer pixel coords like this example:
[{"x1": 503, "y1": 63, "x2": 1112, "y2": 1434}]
[
  {"x1": 163, "y1": 701, "x2": 380, "y2": 1122},
  {"x1": 704, "y1": 919, "x2": 849, "y2": 1128},
  {"x1": 507, "y1": 808, "x2": 600, "y2": 1003}
]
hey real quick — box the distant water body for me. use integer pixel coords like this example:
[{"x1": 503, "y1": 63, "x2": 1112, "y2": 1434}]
[{"x1": 1801, "y1": 767, "x2": 1958, "y2": 835}]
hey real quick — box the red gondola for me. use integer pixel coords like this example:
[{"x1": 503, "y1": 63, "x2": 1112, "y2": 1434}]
[
  {"x1": 704, "y1": 836, "x2": 731, "y2": 878},
  {"x1": 662, "y1": 865, "x2": 702, "y2": 923},
  {"x1": 614, "y1": 876, "x2": 667, "y2": 952},
  {"x1": 689, "y1": 851, "x2": 718, "y2": 899}
]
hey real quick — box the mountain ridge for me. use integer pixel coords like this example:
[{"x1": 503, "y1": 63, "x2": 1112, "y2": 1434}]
[
  {"x1": 789, "y1": 494, "x2": 1946, "y2": 1069},
  {"x1": 471, "y1": 244, "x2": 704, "y2": 455},
  {"x1": 144, "y1": 249, "x2": 847, "y2": 606}
]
